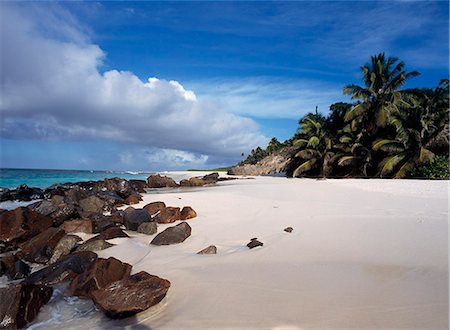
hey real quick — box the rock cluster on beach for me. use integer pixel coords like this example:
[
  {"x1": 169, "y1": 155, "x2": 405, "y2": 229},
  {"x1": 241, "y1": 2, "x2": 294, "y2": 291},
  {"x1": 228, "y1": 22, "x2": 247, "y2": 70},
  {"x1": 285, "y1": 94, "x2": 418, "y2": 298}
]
[{"x1": 0, "y1": 173, "x2": 215, "y2": 328}]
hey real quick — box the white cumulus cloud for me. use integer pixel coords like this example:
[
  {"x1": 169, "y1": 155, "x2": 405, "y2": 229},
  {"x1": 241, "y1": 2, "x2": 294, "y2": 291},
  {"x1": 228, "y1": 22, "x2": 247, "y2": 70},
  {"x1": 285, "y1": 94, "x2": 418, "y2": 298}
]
[{"x1": 0, "y1": 3, "x2": 267, "y2": 161}]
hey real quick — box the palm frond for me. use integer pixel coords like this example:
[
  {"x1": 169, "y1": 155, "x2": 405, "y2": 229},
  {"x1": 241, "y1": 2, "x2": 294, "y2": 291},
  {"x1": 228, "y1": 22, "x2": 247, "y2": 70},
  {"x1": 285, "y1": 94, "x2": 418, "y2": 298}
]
[{"x1": 293, "y1": 159, "x2": 317, "y2": 177}]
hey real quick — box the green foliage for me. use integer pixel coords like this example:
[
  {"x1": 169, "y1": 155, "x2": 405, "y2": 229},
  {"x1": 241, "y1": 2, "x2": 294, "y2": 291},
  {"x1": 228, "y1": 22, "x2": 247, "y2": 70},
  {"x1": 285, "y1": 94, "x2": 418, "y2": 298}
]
[
  {"x1": 417, "y1": 155, "x2": 450, "y2": 179},
  {"x1": 236, "y1": 54, "x2": 448, "y2": 180}
]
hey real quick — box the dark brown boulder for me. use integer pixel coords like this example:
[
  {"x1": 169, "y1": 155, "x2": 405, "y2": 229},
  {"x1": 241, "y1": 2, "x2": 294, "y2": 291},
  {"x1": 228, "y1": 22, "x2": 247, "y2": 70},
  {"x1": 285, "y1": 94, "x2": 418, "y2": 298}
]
[
  {"x1": 99, "y1": 226, "x2": 129, "y2": 240},
  {"x1": 70, "y1": 257, "x2": 132, "y2": 298},
  {"x1": 24, "y1": 251, "x2": 98, "y2": 285},
  {"x1": 147, "y1": 174, "x2": 178, "y2": 188},
  {"x1": 0, "y1": 207, "x2": 52, "y2": 244},
  {"x1": 154, "y1": 207, "x2": 180, "y2": 224},
  {"x1": 17, "y1": 227, "x2": 66, "y2": 264},
  {"x1": 180, "y1": 206, "x2": 197, "y2": 220},
  {"x1": 143, "y1": 201, "x2": 166, "y2": 216},
  {"x1": 76, "y1": 238, "x2": 114, "y2": 252},
  {"x1": 182, "y1": 177, "x2": 206, "y2": 187},
  {"x1": 0, "y1": 284, "x2": 53, "y2": 329},
  {"x1": 124, "y1": 194, "x2": 141, "y2": 205},
  {"x1": 123, "y1": 207, "x2": 151, "y2": 231},
  {"x1": 97, "y1": 191, "x2": 125, "y2": 208},
  {"x1": 284, "y1": 227, "x2": 293, "y2": 233},
  {"x1": 49, "y1": 202, "x2": 79, "y2": 226},
  {"x1": 128, "y1": 180, "x2": 148, "y2": 193},
  {"x1": 150, "y1": 222, "x2": 191, "y2": 245},
  {"x1": 60, "y1": 219, "x2": 93, "y2": 234},
  {"x1": 202, "y1": 172, "x2": 219, "y2": 183},
  {"x1": 91, "y1": 271, "x2": 171, "y2": 319},
  {"x1": 110, "y1": 210, "x2": 124, "y2": 224},
  {"x1": 49, "y1": 234, "x2": 82, "y2": 264},
  {"x1": 32, "y1": 200, "x2": 58, "y2": 216},
  {"x1": 89, "y1": 214, "x2": 116, "y2": 233}
]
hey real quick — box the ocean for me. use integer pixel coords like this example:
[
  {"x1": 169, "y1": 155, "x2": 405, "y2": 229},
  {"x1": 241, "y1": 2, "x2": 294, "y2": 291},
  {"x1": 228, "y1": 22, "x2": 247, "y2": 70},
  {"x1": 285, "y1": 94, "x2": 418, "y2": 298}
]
[{"x1": 0, "y1": 168, "x2": 154, "y2": 189}]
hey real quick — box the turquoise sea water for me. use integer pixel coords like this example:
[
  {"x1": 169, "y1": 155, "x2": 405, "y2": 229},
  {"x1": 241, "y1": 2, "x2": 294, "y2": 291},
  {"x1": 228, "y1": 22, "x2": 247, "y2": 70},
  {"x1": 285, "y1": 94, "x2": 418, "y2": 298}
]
[{"x1": 0, "y1": 168, "x2": 154, "y2": 189}]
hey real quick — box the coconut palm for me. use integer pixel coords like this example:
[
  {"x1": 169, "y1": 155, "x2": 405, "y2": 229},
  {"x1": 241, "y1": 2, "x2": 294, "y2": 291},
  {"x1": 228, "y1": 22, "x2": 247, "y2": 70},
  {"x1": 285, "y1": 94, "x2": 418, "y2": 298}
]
[
  {"x1": 343, "y1": 53, "x2": 420, "y2": 133},
  {"x1": 290, "y1": 114, "x2": 336, "y2": 177},
  {"x1": 372, "y1": 83, "x2": 449, "y2": 178}
]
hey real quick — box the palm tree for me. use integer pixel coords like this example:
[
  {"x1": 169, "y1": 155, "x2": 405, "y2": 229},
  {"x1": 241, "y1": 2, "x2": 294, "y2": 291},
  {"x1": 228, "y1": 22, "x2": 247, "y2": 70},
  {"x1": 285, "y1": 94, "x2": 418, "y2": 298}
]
[
  {"x1": 290, "y1": 114, "x2": 335, "y2": 177},
  {"x1": 334, "y1": 124, "x2": 372, "y2": 177},
  {"x1": 372, "y1": 82, "x2": 449, "y2": 178},
  {"x1": 343, "y1": 53, "x2": 420, "y2": 133}
]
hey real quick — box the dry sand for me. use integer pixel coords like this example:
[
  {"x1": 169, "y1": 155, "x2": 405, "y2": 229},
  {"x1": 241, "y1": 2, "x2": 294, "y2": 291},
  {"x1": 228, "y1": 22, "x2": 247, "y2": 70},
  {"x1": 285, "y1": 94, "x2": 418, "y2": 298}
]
[{"x1": 91, "y1": 174, "x2": 449, "y2": 329}]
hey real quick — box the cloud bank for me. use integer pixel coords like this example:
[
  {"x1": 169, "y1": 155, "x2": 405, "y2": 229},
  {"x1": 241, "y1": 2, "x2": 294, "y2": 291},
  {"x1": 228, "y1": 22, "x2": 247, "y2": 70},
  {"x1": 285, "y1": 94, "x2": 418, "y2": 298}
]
[{"x1": 0, "y1": 3, "x2": 267, "y2": 162}]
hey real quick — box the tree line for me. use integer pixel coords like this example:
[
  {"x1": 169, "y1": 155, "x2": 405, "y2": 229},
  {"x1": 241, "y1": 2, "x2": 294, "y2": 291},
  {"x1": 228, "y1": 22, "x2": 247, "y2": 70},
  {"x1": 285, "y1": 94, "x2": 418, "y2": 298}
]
[{"x1": 239, "y1": 54, "x2": 449, "y2": 179}]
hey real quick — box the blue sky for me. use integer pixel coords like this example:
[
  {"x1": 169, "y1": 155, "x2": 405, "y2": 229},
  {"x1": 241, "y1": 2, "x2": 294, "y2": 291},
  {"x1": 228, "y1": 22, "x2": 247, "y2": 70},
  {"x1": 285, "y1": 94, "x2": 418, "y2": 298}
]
[{"x1": 1, "y1": 1, "x2": 448, "y2": 171}]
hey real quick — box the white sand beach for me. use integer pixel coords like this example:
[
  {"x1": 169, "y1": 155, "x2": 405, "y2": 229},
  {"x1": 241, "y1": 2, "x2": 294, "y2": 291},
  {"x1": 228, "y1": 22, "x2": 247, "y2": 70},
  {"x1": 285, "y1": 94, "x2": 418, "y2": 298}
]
[{"x1": 32, "y1": 173, "x2": 449, "y2": 329}]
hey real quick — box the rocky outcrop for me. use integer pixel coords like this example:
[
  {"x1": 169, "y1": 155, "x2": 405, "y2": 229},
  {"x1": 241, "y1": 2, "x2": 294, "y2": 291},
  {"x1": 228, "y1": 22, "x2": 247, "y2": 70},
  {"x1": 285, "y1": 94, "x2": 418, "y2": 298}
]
[
  {"x1": 0, "y1": 284, "x2": 53, "y2": 329},
  {"x1": 147, "y1": 174, "x2": 178, "y2": 188},
  {"x1": 17, "y1": 227, "x2": 66, "y2": 264},
  {"x1": 151, "y1": 222, "x2": 191, "y2": 245},
  {"x1": 154, "y1": 207, "x2": 180, "y2": 224},
  {"x1": 70, "y1": 257, "x2": 132, "y2": 298},
  {"x1": 49, "y1": 234, "x2": 83, "y2": 263},
  {"x1": 228, "y1": 147, "x2": 295, "y2": 176},
  {"x1": 0, "y1": 207, "x2": 53, "y2": 244},
  {"x1": 180, "y1": 206, "x2": 197, "y2": 220},
  {"x1": 25, "y1": 251, "x2": 98, "y2": 285},
  {"x1": 0, "y1": 184, "x2": 44, "y2": 202},
  {"x1": 91, "y1": 271, "x2": 171, "y2": 319},
  {"x1": 79, "y1": 196, "x2": 105, "y2": 214},
  {"x1": 98, "y1": 226, "x2": 128, "y2": 240},
  {"x1": 179, "y1": 173, "x2": 219, "y2": 187}
]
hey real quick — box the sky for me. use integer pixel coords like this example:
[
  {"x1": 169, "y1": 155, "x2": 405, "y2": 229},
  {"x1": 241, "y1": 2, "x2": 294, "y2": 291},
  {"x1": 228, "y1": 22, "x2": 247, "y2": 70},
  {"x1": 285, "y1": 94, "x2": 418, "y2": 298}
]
[{"x1": 0, "y1": 1, "x2": 448, "y2": 171}]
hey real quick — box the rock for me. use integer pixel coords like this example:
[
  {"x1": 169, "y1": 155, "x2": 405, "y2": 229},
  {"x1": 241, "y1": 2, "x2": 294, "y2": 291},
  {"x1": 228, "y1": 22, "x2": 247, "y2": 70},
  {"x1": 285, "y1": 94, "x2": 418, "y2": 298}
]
[
  {"x1": 180, "y1": 206, "x2": 197, "y2": 220},
  {"x1": 70, "y1": 257, "x2": 132, "y2": 298},
  {"x1": 93, "y1": 178, "x2": 133, "y2": 198},
  {"x1": 154, "y1": 207, "x2": 180, "y2": 224},
  {"x1": 0, "y1": 184, "x2": 44, "y2": 202},
  {"x1": 76, "y1": 238, "x2": 114, "y2": 252},
  {"x1": 17, "y1": 227, "x2": 66, "y2": 264},
  {"x1": 32, "y1": 200, "x2": 58, "y2": 216},
  {"x1": 0, "y1": 284, "x2": 53, "y2": 329},
  {"x1": 97, "y1": 191, "x2": 125, "y2": 208},
  {"x1": 247, "y1": 238, "x2": 263, "y2": 249},
  {"x1": 89, "y1": 214, "x2": 116, "y2": 233},
  {"x1": 128, "y1": 180, "x2": 148, "y2": 193},
  {"x1": 143, "y1": 201, "x2": 166, "y2": 216},
  {"x1": 202, "y1": 172, "x2": 219, "y2": 183},
  {"x1": 228, "y1": 147, "x2": 295, "y2": 176},
  {"x1": 197, "y1": 245, "x2": 217, "y2": 255},
  {"x1": 98, "y1": 226, "x2": 129, "y2": 240},
  {"x1": 6, "y1": 259, "x2": 31, "y2": 280},
  {"x1": 124, "y1": 194, "x2": 141, "y2": 205},
  {"x1": 284, "y1": 227, "x2": 293, "y2": 233},
  {"x1": 63, "y1": 187, "x2": 89, "y2": 205},
  {"x1": 179, "y1": 177, "x2": 206, "y2": 187},
  {"x1": 91, "y1": 271, "x2": 171, "y2": 319},
  {"x1": 25, "y1": 251, "x2": 98, "y2": 285},
  {"x1": 0, "y1": 241, "x2": 16, "y2": 254},
  {"x1": 110, "y1": 210, "x2": 124, "y2": 224},
  {"x1": 79, "y1": 195, "x2": 105, "y2": 214},
  {"x1": 137, "y1": 222, "x2": 157, "y2": 235},
  {"x1": 147, "y1": 174, "x2": 178, "y2": 188},
  {"x1": 0, "y1": 207, "x2": 53, "y2": 244},
  {"x1": 49, "y1": 234, "x2": 82, "y2": 264},
  {"x1": 48, "y1": 202, "x2": 79, "y2": 226},
  {"x1": 0, "y1": 255, "x2": 17, "y2": 276},
  {"x1": 150, "y1": 222, "x2": 191, "y2": 245},
  {"x1": 60, "y1": 219, "x2": 93, "y2": 234},
  {"x1": 123, "y1": 207, "x2": 151, "y2": 231}
]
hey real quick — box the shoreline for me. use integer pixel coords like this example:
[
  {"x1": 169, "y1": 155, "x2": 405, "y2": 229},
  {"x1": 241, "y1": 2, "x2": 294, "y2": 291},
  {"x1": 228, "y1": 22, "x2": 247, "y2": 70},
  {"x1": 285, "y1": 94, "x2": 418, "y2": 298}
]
[{"x1": 1, "y1": 173, "x2": 448, "y2": 328}]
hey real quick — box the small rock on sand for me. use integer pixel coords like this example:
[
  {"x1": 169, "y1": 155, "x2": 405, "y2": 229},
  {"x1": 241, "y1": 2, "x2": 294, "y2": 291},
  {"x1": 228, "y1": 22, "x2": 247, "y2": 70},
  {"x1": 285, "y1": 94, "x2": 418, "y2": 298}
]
[
  {"x1": 197, "y1": 245, "x2": 217, "y2": 255},
  {"x1": 247, "y1": 238, "x2": 263, "y2": 249},
  {"x1": 284, "y1": 227, "x2": 293, "y2": 233}
]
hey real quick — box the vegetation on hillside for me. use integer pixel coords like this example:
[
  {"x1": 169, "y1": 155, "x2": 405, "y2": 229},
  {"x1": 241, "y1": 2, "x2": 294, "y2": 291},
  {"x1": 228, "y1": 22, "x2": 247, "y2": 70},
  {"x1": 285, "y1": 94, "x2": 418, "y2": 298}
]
[
  {"x1": 243, "y1": 54, "x2": 449, "y2": 179},
  {"x1": 239, "y1": 137, "x2": 288, "y2": 165}
]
